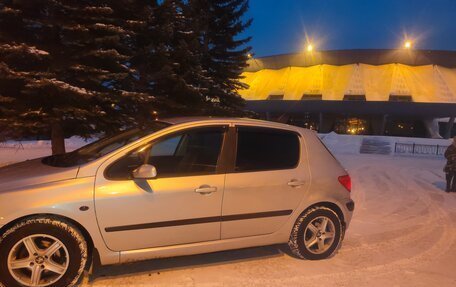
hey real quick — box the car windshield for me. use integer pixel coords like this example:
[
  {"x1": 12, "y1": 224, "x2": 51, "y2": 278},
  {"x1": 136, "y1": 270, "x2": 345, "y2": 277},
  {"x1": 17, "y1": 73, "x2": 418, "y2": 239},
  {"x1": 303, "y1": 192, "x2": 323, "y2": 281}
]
[{"x1": 42, "y1": 121, "x2": 171, "y2": 167}]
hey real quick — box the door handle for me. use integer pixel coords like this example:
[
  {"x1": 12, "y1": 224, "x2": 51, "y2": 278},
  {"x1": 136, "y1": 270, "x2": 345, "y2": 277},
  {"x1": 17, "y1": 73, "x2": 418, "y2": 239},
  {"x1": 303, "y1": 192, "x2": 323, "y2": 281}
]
[
  {"x1": 288, "y1": 180, "x2": 305, "y2": 188},
  {"x1": 195, "y1": 185, "x2": 217, "y2": 195}
]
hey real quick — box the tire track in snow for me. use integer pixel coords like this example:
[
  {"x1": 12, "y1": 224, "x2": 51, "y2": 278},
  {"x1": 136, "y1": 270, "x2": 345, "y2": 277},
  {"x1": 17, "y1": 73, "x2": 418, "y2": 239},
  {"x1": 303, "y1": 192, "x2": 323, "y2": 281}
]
[{"x1": 83, "y1": 155, "x2": 456, "y2": 287}]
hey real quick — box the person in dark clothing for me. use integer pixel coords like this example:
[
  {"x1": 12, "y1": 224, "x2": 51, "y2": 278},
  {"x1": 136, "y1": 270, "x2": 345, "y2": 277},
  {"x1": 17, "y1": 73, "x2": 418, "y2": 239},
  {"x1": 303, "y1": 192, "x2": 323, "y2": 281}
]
[{"x1": 444, "y1": 136, "x2": 456, "y2": 192}]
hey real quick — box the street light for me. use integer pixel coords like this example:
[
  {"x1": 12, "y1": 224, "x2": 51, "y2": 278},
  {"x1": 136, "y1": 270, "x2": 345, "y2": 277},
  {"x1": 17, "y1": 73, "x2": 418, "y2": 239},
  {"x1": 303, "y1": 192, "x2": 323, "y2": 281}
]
[
  {"x1": 306, "y1": 44, "x2": 314, "y2": 52},
  {"x1": 247, "y1": 52, "x2": 260, "y2": 68},
  {"x1": 404, "y1": 40, "x2": 412, "y2": 49}
]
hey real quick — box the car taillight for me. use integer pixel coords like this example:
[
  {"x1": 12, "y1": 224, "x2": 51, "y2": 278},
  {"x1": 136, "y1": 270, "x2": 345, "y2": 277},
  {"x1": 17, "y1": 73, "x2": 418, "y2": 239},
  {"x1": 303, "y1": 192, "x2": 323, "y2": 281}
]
[{"x1": 338, "y1": 175, "x2": 351, "y2": 192}]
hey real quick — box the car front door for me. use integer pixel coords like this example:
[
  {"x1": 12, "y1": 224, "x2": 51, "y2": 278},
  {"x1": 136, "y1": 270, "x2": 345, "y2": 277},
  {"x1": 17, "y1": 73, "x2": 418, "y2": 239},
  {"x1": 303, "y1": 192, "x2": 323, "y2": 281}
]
[
  {"x1": 221, "y1": 126, "x2": 310, "y2": 239},
  {"x1": 94, "y1": 126, "x2": 228, "y2": 251}
]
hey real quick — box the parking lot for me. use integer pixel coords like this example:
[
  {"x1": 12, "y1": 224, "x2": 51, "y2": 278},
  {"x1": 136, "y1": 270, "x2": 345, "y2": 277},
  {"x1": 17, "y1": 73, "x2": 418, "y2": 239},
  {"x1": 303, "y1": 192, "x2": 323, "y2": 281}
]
[{"x1": 80, "y1": 154, "x2": 456, "y2": 287}]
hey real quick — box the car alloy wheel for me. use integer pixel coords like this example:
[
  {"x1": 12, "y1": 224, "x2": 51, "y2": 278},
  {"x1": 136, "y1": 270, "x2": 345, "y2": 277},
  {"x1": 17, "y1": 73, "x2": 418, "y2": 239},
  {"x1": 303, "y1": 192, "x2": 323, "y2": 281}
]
[
  {"x1": 7, "y1": 234, "x2": 69, "y2": 287},
  {"x1": 288, "y1": 206, "x2": 342, "y2": 260},
  {"x1": 0, "y1": 217, "x2": 87, "y2": 287},
  {"x1": 303, "y1": 216, "x2": 336, "y2": 254}
]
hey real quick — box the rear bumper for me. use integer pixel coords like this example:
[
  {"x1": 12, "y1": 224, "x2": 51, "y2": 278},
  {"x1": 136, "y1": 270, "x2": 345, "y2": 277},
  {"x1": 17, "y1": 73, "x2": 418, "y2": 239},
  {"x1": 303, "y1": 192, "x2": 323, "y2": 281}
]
[{"x1": 341, "y1": 199, "x2": 355, "y2": 234}]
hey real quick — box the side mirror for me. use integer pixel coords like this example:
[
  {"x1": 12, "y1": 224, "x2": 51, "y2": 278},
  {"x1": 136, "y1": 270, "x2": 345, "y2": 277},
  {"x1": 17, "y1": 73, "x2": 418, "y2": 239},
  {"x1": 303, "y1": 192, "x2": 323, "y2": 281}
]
[{"x1": 132, "y1": 164, "x2": 157, "y2": 180}]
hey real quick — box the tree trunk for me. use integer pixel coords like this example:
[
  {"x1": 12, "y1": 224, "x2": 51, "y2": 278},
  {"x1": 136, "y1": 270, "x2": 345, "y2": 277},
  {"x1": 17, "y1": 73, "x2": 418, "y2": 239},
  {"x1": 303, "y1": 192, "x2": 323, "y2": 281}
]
[{"x1": 51, "y1": 122, "x2": 66, "y2": 155}]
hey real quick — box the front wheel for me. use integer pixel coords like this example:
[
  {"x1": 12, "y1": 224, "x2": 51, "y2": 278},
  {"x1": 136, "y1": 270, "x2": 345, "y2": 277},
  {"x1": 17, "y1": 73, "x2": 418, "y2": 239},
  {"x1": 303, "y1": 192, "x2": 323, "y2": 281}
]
[
  {"x1": 0, "y1": 217, "x2": 87, "y2": 287},
  {"x1": 288, "y1": 207, "x2": 343, "y2": 260}
]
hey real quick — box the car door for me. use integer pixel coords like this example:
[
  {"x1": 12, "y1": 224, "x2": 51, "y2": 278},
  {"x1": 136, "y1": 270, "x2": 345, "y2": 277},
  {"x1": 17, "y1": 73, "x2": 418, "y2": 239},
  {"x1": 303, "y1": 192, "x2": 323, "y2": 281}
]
[
  {"x1": 95, "y1": 126, "x2": 228, "y2": 251},
  {"x1": 221, "y1": 126, "x2": 310, "y2": 239}
]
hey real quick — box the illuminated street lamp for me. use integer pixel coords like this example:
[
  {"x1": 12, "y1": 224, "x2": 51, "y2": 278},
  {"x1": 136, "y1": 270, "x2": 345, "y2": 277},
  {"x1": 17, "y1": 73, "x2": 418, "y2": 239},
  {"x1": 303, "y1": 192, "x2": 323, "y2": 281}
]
[
  {"x1": 306, "y1": 44, "x2": 314, "y2": 52},
  {"x1": 404, "y1": 40, "x2": 412, "y2": 49},
  {"x1": 247, "y1": 52, "x2": 260, "y2": 68}
]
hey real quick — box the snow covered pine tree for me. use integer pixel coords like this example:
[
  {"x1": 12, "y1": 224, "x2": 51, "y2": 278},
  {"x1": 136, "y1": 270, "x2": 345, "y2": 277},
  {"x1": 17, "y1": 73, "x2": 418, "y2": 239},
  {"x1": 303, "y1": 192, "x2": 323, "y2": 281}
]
[
  {"x1": 130, "y1": 0, "x2": 214, "y2": 115},
  {"x1": 0, "y1": 0, "x2": 157, "y2": 154},
  {"x1": 189, "y1": 0, "x2": 252, "y2": 115},
  {"x1": 129, "y1": 0, "x2": 253, "y2": 116},
  {"x1": 0, "y1": 0, "x2": 253, "y2": 154}
]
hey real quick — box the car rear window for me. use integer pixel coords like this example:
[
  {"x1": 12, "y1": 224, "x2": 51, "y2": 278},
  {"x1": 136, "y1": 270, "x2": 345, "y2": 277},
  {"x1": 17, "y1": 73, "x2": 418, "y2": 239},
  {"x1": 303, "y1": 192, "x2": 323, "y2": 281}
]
[{"x1": 235, "y1": 127, "x2": 300, "y2": 172}]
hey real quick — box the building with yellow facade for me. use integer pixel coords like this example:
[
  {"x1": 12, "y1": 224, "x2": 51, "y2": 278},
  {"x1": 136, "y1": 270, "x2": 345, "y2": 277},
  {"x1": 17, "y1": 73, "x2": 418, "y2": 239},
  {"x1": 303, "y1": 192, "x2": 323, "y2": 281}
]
[{"x1": 239, "y1": 49, "x2": 456, "y2": 138}]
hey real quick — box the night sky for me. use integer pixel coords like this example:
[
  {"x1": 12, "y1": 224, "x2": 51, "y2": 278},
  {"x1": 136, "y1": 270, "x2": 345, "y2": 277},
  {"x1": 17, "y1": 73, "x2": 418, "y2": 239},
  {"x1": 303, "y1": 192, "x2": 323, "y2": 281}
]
[{"x1": 242, "y1": 0, "x2": 456, "y2": 57}]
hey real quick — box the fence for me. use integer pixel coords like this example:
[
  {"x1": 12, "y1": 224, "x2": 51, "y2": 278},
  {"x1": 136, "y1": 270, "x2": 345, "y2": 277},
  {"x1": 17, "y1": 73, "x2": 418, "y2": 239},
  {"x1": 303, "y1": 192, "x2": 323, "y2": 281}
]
[{"x1": 394, "y1": 143, "x2": 448, "y2": 156}]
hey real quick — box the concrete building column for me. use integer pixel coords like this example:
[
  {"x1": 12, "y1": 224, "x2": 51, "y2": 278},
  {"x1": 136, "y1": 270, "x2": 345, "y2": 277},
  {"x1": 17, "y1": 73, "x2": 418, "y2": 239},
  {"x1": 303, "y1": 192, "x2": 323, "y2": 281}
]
[
  {"x1": 318, "y1": 112, "x2": 323, "y2": 132},
  {"x1": 371, "y1": 115, "x2": 388, "y2": 135},
  {"x1": 320, "y1": 114, "x2": 335, "y2": 133},
  {"x1": 423, "y1": 118, "x2": 443, "y2": 139},
  {"x1": 444, "y1": 116, "x2": 455, "y2": 139}
]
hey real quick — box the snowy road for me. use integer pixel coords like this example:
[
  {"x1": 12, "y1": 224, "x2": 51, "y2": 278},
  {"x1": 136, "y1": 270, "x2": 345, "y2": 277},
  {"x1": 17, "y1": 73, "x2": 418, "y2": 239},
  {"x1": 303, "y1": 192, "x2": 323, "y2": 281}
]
[{"x1": 81, "y1": 154, "x2": 456, "y2": 287}]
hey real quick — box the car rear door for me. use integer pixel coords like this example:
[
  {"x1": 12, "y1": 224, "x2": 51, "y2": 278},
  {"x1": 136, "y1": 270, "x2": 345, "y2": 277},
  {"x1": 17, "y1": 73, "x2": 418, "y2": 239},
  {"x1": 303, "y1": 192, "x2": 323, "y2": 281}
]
[
  {"x1": 94, "y1": 125, "x2": 229, "y2": 251},
  {"x1": 221, "y1": 126, "x2": 310, "y2": 239}
]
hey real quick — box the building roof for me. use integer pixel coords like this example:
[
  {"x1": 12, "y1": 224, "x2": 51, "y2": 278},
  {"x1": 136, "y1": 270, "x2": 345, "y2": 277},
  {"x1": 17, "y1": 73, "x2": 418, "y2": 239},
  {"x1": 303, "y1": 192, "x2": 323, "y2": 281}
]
[{"x1": 245, "y1": 49, "x2": 456, "y2": 72}]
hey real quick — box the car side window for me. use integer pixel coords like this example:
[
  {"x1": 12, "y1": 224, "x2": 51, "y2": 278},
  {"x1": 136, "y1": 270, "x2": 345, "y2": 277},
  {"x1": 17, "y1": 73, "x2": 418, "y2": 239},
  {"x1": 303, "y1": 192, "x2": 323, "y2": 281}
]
[
  {"x1": 235, "y1": 127, "x2": 300, "y2": 172},
  {"x1": 104, "y1": 146, "x2": 150, "y2": 179},
  {"x1": 150, "y1": 135, "x2": 182, "y2": 156},
  {"x1": 105, "y1": 127, "x2": 225, "y2": 179},
  {"x1": 147, "y1": 127, "x2": 224, "y2": 177}
]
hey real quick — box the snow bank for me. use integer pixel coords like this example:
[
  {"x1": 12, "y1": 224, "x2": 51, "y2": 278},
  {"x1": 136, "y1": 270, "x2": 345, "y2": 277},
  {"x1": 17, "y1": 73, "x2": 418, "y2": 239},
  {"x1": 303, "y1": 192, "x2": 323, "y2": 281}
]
[
  {"x1": 319, "y1": 132, "x2": 364, "y2": 154},
  {"x1": 0, "y1": 137, "x2": 90, "y2": 166},
  {"x1": 320, "y1": 132, "x2": 452, "y2": 155}
]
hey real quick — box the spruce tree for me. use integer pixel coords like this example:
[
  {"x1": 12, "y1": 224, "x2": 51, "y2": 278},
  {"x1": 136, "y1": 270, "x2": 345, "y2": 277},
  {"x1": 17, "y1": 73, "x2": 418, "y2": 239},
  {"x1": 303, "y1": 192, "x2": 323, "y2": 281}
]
[
  {"x1": 130, "y1": 0, "x2": 253, "y2": 116},
  {"x1": 0, "y1": 0, "x2": 157, "y2": 154},
  {"x1": 0, "y1": 0, "x2": 254, "y2": 154},
  {"x1": 189, "y1": 0, "x2": 252, "y2": 114},
  {"x1": 130, "y1": 0, "x2": 213, "y2": 116}
]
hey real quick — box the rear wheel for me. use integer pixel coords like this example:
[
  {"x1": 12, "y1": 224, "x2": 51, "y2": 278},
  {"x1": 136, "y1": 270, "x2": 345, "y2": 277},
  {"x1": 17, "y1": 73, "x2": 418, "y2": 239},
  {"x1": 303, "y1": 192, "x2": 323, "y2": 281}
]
[
  {"x1": 0, "y1": 217, "x2": 87, "y2": 287},
  {"x1": 288, "y1": 207, "x2": 342, "y2": 260}
]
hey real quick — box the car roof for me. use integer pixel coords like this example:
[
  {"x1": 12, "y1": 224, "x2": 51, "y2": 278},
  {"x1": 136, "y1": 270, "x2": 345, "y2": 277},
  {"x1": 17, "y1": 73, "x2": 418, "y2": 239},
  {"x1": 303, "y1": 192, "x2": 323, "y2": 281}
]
[
  {"x1": 159, "y1": 116, "x2": 232, "y2": 125},
  {"x1": 159, "y1": 116, "x2": 295, "y2": 129},
  {"x1": 158, "y1": 116, "x2": 305, "y2": 135}
]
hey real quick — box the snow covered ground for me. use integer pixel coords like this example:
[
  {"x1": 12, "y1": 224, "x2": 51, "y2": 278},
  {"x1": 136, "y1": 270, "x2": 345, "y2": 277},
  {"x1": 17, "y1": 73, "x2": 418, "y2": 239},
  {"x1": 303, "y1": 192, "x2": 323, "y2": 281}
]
[
  {"x1": 77, "y1": 153, "x2": 455, "y2": 287},
  {"x1": 1, "y1": 134, "x2": 455, "y2": 286},
  {"x1": 0, "y1": 137, "x2": 89, "y2": 167}
]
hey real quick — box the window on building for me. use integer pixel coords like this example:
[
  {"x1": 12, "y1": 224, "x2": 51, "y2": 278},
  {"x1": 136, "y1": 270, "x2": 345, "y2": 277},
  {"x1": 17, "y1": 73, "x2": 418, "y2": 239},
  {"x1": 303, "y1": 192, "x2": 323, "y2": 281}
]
[
  {"x1": 385, "y1": 118, "x2": 426, "y2": 138},
  {"x1": 334, "y1": 117, "x2": 369, "y2": 135},
  {"x1": 267, "y1": 94, "x2": 284, "y2": 100},
  {"x1": 343, "y1": 95, "x2": 366, "y2": 101},
  {"x1": 287, "y1": 113, "x2": 319, "y2": 131},
  {"x1": 389, "y1": 95, "x2": 412, "y2": 102},
  {"x1": 235, "y1": 127, "x2": 300, "y2": 172},
  {"x1": 301, "y1": 94, "x2": 322, "y2": 100}
]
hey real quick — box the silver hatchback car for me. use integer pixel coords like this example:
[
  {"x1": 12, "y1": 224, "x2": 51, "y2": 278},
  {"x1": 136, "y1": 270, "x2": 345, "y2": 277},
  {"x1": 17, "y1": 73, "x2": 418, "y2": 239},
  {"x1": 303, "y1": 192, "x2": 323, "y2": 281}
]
[{"x1": 0, "y1": 117, "x2": 354, "y2": 287}]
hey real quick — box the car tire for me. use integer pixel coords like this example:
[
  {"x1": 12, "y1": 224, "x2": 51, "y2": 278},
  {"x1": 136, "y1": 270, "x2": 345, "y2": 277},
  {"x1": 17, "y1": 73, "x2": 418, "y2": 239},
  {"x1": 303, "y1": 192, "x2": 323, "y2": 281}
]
[
  {"x1": 0, "y1": 216, "x2": 87, "y2": 287},
  {"x1": 288, "y1": 206, "x2": 342, "y2": 260}
]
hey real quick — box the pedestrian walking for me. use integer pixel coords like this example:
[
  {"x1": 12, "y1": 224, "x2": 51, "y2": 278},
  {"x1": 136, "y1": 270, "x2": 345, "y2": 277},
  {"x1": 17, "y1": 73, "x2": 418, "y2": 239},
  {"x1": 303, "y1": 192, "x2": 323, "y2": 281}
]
[{"x1": 444, "y1": 136, "x2": 456, "y2": 192}]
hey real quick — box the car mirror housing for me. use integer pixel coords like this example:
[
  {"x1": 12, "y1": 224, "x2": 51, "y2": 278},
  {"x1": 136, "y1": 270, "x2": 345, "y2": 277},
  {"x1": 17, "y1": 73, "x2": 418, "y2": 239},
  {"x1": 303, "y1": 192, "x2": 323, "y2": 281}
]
[{"x1": 132, "y1": 164, "x2": 157, "y2": 180}]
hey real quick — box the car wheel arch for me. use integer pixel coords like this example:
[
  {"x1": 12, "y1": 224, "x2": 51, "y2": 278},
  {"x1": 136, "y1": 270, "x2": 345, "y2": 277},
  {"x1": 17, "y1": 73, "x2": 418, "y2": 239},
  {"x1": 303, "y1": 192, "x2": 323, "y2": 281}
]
[
  {"x1": 300, "y1": 202, "x2": 346, "y2": 230},
  {"x1": 0, "y1": 213, "x2": 96, "y2": 270}
]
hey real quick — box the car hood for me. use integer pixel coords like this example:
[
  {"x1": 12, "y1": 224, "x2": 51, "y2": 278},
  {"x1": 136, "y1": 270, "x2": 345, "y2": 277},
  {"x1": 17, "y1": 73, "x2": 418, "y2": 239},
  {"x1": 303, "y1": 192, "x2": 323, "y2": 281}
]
[{"x1": 0, "y1": 158, "x2": 79, "y2": 193}]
